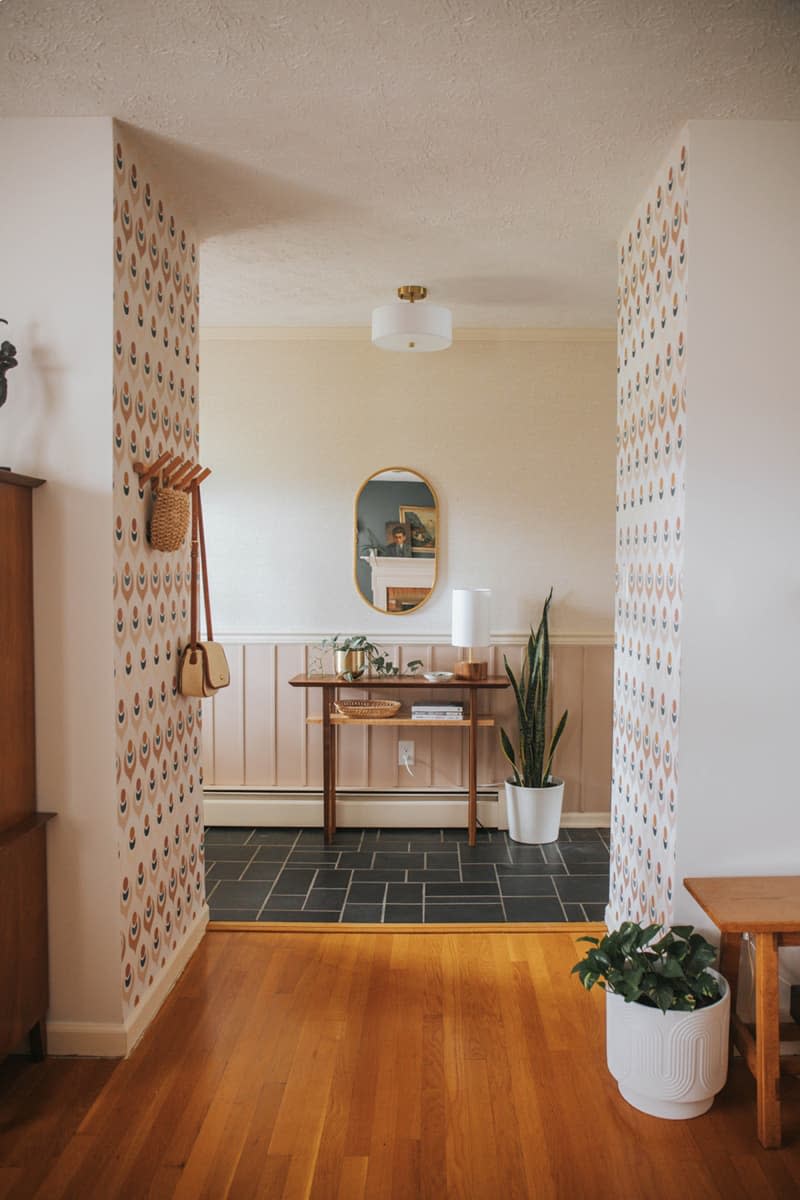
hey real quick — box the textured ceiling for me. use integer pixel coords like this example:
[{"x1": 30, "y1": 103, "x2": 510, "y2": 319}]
[{"x1": 1, "y1": 0, "x2": 799, "y2": 326}]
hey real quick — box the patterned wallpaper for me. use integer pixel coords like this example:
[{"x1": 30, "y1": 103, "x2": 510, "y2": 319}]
[
  {"x1": 112, "y1": 125, "x2": 204, "y2": 1014},
  {"x1": 609, "y1": 135, "x2": 688, "y2": 926}
]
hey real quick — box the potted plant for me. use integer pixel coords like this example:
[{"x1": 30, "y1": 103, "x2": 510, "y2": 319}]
[
  {"x1": 499, "y1": 589, "x2": 568, "y2": 843},
  {"x1": 316, "y1": 635, "x2": 422, "y2": 681},
  {"x1": 573, "y1": 922, "x2": 730, "y2": 1119}
]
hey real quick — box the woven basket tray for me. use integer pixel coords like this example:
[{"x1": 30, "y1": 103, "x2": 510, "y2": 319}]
[{"x1": 334, "y1": 699, "x2": 401, "y2": 720}]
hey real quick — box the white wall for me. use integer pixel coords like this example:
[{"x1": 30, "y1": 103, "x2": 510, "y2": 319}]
[
  {"x1": 0, "y1": 118, "x2": 120, "y2": 1025},
  {"x1": 199, "y1": 332, "x2": 616, "y2": 638},
  {"x1": 675, "y1": 122, "x2": 800, "y2": 929}
]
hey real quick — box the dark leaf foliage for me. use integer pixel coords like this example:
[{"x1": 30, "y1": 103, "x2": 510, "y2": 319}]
[{"x1": 571, "y1": 921, "x2": 721, "y2": 1013}]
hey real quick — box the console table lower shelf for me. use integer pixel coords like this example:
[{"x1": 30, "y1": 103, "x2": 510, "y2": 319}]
[{"x1": 290, "y1": 674, "x2": 510, "y2": 846}]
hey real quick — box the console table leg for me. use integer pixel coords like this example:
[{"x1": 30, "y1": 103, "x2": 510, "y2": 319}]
[
  {"x1": 468, "y1": 687, "x2": 478, "y2": 846},
  {"x1": 754, "y1": 932, "x2": 781, "y2": 1148},
  {"x1": 322, "y1": 686, "x2": 334, "y2": 843}
]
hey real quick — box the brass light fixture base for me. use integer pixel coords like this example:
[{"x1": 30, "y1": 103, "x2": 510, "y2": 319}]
[
  {"x1": 454, "y1": 660, "x2": 488, "y2": 681},
  {"x1": 397, "y1": 285, "x2": 427, "y2": 303}
]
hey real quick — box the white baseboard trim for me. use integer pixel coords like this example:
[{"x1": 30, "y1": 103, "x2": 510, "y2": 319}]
[
  {"x1": 47, "y1": 907, "x2": 209, "y2": 1059},
  {"x1": 203, "y1": 790, "x2": 611, "y2": 831}
]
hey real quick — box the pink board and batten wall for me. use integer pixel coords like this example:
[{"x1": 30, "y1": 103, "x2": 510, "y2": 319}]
[{"x1": 203, "y1": 637, "x2": 612, "y2": 819}]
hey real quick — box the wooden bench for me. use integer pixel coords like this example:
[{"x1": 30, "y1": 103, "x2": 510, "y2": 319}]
[{"x1": 684, "y1": 875, "x2": 800, "y2": 1148}]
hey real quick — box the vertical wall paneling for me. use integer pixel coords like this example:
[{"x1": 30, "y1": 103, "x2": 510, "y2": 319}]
[{"x1": 204, "y1": 637, "x2": 612, "y2": 816}]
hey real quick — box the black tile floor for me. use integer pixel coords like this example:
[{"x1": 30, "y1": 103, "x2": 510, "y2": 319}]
[{"x1": 204, "y1": 826, "x2": 610, "y2": 924}]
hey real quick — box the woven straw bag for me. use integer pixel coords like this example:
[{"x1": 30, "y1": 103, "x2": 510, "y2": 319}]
[{"x1": 150, "y1": 472, "x2": 190, "y2": 552}]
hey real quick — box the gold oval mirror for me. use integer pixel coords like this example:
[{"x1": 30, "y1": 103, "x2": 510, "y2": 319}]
[{"x1": 354, "y1": 467, "x2": 438, "y2": 614}]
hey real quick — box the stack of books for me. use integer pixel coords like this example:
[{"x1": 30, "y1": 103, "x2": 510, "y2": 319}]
[{"x1": 411, "y1": 703, "x2": 465, "y2": 721}]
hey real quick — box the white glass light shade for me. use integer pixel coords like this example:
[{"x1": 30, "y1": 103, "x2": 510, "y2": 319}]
[
  {"x1": 452, "y1": 589, "x2": 491, "y2": 649},
  {"x1": 371, "y1": 302, "x2": 452, "y2": 352}
]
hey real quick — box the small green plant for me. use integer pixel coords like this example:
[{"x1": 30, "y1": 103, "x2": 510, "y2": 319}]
[
  {"x1": 311, "y1": 635, "x2": 423, "y2": 681},
  {"x1": 572, "y1": 922, "x2": 722, "y2": 1013},
  {"x1": 500, "y1": 589, "x2": 568, "y2": 788}
]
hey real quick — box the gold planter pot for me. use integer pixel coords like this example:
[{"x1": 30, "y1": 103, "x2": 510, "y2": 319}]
[{"x1": 334, "y1": 649, "x2": 367, "y2": 679}]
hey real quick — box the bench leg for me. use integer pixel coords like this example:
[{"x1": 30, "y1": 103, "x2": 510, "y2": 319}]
[{"x1": 754, "y1": 932, "x2": 781, "y2": 1148}]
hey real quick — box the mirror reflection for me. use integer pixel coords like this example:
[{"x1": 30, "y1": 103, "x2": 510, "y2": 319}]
[{"x1": 355, "y1": 468, "x2": 438, "y2": 613}]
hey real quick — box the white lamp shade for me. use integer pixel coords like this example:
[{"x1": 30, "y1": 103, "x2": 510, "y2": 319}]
[
  {"x1": 371, "y1": 302, "x2": 452, "y2": 352},
  {"x1": 452, "y1": 589, "x2": 491, "y2": 649}
]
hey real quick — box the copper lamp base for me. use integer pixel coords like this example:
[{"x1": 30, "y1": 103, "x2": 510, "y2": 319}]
[{"x1": 454, "y1": 660, "x2": 488, "y2": 681}]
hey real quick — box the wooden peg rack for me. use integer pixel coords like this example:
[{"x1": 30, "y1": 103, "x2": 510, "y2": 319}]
[{"x1": 133, "y1": 451, "x2": 211, "y2": 493}]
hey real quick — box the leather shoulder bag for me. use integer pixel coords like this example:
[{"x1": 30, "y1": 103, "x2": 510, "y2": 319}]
[{"x1": 179, "y1": 485, "x2": 230, "y2": 697}]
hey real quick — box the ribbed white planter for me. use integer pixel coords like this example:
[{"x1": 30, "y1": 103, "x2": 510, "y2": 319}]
[
  {"x1": 606, "y1": 969, "x2": 730, "y2": 1119},
  {"x1": 504, "y1": 779, "x2": 564, "y2": 844}
]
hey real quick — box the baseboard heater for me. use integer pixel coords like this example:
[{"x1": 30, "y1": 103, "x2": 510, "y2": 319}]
[{"x1": 203, "y1": 788, "x2": 610, "y2": 830}]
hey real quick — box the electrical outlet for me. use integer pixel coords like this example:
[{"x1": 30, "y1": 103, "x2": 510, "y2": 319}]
[{"x1": 398, "y1": 740, "x2": 415, "y2": 766}]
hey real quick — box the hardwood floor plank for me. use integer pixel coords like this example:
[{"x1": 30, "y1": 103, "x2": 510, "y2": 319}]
[{"x1": 1, "y1": 929, "x2": 799, "y2": 1199}]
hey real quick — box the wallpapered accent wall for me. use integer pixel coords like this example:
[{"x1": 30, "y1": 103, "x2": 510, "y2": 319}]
[
  {"x1": 609, "y1": 136, "x2": 688, "y2": 926},
  {"x1": 113, "y1": 127, "x2": 204, "y2": 1014}
]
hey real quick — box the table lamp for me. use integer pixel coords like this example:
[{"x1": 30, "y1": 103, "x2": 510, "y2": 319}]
[{"x1": 452, "y1": 588, "x2": 491, "y2": 680}]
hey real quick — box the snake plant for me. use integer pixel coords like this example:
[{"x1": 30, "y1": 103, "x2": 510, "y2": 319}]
[{"x1": 500, "y1": 589, "x2": 568, "y2": 788}]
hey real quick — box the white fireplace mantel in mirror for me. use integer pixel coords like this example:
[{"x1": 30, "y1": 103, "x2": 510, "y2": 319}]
[{"x1": 361, "y1": 552, "x2": 436, "y2": 612}]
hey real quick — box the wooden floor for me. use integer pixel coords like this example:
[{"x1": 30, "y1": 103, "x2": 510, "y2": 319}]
[{"x1": 1, "y1": 929, "x2": 799, "y2": 1200}]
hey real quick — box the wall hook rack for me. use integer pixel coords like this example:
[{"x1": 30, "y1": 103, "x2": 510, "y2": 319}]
[{"x1": 133, "y1": 451, "x2": 212, "y2": 493}]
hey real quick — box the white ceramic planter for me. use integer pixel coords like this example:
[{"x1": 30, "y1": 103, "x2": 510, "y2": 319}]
[
  {"x1": 605, "y1": 969, "x2": 730, "y2": 1119},
  {"x1": 504, "y1": 779, "x2": 564, "y2": 844}
]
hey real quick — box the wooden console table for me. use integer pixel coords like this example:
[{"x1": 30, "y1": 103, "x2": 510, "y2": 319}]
[
  {"x1": 289, "y1": 675, "x2": 509, "y2": 845},
  {"x1": 684, "y1": 875, "x2": 800, "y2": 1148}
]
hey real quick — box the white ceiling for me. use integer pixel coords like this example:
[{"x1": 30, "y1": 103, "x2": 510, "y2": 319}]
[{"x1": 1, "y1": 1, "x2": 799, "y2": 327}]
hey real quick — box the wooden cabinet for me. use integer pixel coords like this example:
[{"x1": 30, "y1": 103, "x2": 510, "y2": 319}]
[{"x1": 0, "y1": 470, "x2": 53, "y2": 1061}]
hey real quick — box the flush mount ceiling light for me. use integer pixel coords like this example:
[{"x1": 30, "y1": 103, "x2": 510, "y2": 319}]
[{"x1": 371, "y1": 285, "x2": 452, "y2": 352}]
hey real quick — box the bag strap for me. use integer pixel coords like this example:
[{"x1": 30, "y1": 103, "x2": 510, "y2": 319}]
[
  {"x1": 189, "y1": 482, "x2": 200, "y2": 658},
  {"x1": 196, "y1": 486, "x2": 214, "y2": 642}
]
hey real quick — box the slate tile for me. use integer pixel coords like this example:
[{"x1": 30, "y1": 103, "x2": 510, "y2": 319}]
[
  {"x1": 554, "y1": 875, "x2": 610, "y2": 904},
  {"x1": 299, "y1": 829, "x2": 363, "y2": 846},
  {"x1": 460, "y1": 865, "x2": 497, "y2": 882},
  {"x1": 407, "y1": 870, "x2": 461, "y2": 883},
  {"x1": 258, "y1": 911, "x2": 340, "y2": 923},
  {"x1": 495, "y1": 863, "x2": 567, "y2": 876},
  {"x1": 563, "y1": 904, "x2": 587, "y2": 921},
  {"x1": 313, "y1": 868, "x2": 353, "y2": 888},
  {"x1": 425, "y1": 852, "x2": 460, "y2": 870},
  {"x1": 204, "y1": 827, "x2": 254, "y2": 845},
  {"x1": 210, "y1": 881, "x2": 272, "y2": 909},
  {"x1": 458, "y1": 846, "x2": 512, "y2": 863},
  {"x1": 287, "y1": 850, "x2": 343, "y2": 866},
  {"x1": 540, "y1": 844, "x2": 564, "y2": 864},
  {"x1": 338, "y1": 852, "x2": 376, "y2": 869},
  {"x1": 583, "y1": 903, "x2": 608, "y2": 922},
  {"x1": 559, "y1": 843, "x2": 611, "y2": 865},
  {"x1": 254, "y1": 846, "x2": 294, "y2": 863},
  {"x1": 386, "y1": 883, "x2": 423, "y2": 904},
  {"x1": 443, "y1": 828, "x2": 493, "y2": 842},
  {"x1": 384, "y1": 905, "x2": 423, "y2": 923},
  {"x1": 507, "y1": 844, "x2": 552, "y2": 864},
  {"x1": 564, "y1": 862, "x2": 610, "y2": 877},
  {"x1": 566, "y1": 828, "x2": 607, "y2": 842},
  {"x1": 373, "y1": 852, "x2": 425, "y2": 869},
  {"x1": 425, "y1": 882, "x2": 500, "y2": 899},
  {"x1": 206, "y1": 860, "x2": 249, "y2": 880},
  {"x1": 502, "y1": 897, "x2": 566, "y2": 921},
  {"x1": 271, "y1": 868, "x2": 316, "y2": 895},
  {"x1": 407, "y1": 835, "x2": 447, "y2": 849},
  {"x1": 498, "y1": 876, "x2": 557, "y2": 897},
  {"x1": 304, "y1": 888, "x2": 347, "y2": 911},
  {"x1": 347, "y1": 882, "x2": 386, "y2": 903},
  {"x1": 205, "y1": 844, "x2": 258, "y2": 862},
  {"x1": 208, "y1": 909, "x2": 260, "y2": 922},
  {"x1": 249, "y1": 829, "x2": 301, "y2": 845},
  {"x1": 241, "y1": 860, "x2": 282, "y2": 881},
  {"x1": 425, "y1": 903, "x2": 505, "y2": 923},
  {"x1": 341, "y1": 905, "x2": 384, "y2": 923},
  {"x1": 352, "y1": 869, "x2": 406, "y2": 883},
  {"x1": 262, "y1": 894, "x2": 308, "y2": 911}
]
